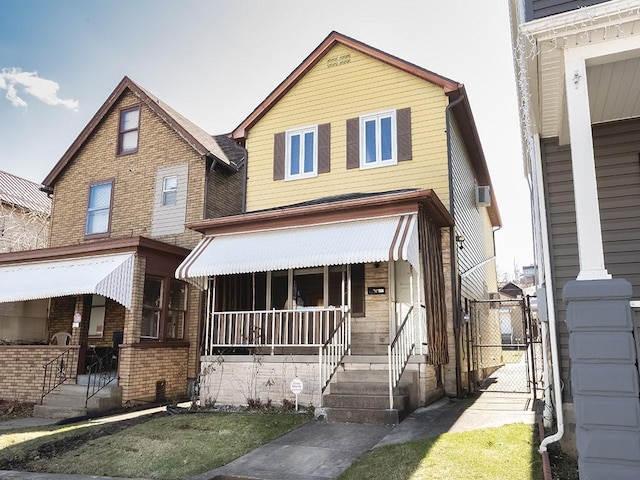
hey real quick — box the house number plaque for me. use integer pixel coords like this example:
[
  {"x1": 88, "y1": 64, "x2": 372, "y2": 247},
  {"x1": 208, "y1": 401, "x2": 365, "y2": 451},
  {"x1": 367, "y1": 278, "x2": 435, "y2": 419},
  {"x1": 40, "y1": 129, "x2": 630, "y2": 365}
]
[{"x1": 367, "y1": 287, "x2": 386, "y2": 295}]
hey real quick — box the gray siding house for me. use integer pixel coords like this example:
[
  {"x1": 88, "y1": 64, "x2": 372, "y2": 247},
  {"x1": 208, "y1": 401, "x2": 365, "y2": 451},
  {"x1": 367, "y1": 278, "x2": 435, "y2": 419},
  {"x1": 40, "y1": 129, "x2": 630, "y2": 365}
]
[{"x1": 512, "y1": 0, "x2": 640, "y2": 477}]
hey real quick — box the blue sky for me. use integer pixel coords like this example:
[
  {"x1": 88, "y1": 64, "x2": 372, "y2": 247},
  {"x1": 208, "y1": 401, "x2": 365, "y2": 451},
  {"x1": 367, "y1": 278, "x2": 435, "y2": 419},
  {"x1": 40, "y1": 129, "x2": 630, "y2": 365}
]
[{"x1": 0, "y1": 0, "x2": 532, "y2": 277}]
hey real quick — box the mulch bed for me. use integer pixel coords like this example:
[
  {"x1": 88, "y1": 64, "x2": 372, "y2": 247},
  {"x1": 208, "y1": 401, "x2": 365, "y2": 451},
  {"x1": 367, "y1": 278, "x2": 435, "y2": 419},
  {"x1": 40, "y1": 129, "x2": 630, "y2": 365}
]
[{"x1": 0, "y1": 400, "x2": 34, "y2": 421}]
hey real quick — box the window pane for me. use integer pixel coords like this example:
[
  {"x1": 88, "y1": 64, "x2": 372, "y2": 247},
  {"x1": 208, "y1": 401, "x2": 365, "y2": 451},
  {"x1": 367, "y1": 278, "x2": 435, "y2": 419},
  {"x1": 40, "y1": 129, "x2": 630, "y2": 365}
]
[
  {"x1": 169, "y1": 281, "x2": 186, "y2": 310},
  {"x1": 86, "y1": 209, "x2": 109, "y2": 234},
  {"x1": 121, "y1": 109, "x2": 139, "y2": 131},
  {"x1": 89, "y1": 183, "x2": 112, "y2": 208},
  {"x1": 143, "y1": 278, "x2": 162, "y2": 308},
  {"x1": 381, "y1": 116, "x2": 392, "y2": 161},
  {"x1": 121, "y1": 131, "x2": 138, "y2": 152},
  {"x1": 303, "y1": 131, "x2": 314, "y2": 173},
  {"x1": 365, "y1": 120, "x2": 377, "y2": 163},
  {"x1": 290, "y1": 134, "x2": 300, "y2": 175},
  {"x1": 166, "y1": 310, "x2": 184, "y2": 339},
  {"x1": 141, "y1": 308, "x2": 160, "y2": 338},
  {"x1": 163, "y1": 176, "x2": 177, "y2": 191}
]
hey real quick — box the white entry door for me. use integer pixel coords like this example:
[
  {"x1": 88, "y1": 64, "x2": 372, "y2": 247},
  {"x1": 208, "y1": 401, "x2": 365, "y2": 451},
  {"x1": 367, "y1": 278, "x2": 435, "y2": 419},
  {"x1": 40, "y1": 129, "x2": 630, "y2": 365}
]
[{"x1": 393, "y1": 260, "x2": 414, "y2": 338}]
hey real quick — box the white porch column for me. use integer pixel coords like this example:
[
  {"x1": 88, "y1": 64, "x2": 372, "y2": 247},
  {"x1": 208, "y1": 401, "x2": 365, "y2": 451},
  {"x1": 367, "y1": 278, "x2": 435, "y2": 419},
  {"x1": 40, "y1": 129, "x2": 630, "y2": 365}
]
[{"x1": 563, "y1": 51, "x2": 611, "y2": 281}]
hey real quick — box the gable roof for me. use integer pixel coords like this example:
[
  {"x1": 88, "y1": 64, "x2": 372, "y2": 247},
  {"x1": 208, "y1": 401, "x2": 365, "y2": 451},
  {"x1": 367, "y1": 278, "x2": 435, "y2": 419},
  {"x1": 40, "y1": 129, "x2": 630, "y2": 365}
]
[
  {"x1": 43, "y1": 76, "x2": 235, "y2": 187},
  {"x1": 231, "y1": 31, "x2": 461, "y2": 140},
  {"x1": 0, "y1": 170, "x2": 50, "y2": 214},
  {"x1": 230, "y1": 31, "x2": 501, "y2": 227}
]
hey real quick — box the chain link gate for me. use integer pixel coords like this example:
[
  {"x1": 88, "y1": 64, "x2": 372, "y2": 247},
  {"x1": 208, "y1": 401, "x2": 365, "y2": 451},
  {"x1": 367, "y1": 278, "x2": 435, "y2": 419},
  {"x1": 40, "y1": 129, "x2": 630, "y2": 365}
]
[{"x1": 469, "y1": 296, "x2": 541, "y2": 397}]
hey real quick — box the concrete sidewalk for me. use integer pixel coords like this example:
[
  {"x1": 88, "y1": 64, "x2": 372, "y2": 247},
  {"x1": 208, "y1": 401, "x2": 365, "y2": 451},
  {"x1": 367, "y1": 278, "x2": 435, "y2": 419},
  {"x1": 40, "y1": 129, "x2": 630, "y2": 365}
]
[{"x1": 0, "y1": 393, "x2": 537, "y2": 480}]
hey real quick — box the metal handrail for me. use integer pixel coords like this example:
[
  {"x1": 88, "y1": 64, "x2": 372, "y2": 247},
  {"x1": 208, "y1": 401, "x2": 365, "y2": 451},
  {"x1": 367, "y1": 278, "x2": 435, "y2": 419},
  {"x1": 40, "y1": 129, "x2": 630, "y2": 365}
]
[
  {"x1": 388, "y1": 306, "x2": 415, "y2": 409},
  {"x1": 85, "y1": 349, "x2": 118, "y2": 407},
  {"x1": 318, "y1": 309, "x2": 351, "y2": 402},
  {"x1": 41, "y1": 347, "x2": 78, "y2": 403}
]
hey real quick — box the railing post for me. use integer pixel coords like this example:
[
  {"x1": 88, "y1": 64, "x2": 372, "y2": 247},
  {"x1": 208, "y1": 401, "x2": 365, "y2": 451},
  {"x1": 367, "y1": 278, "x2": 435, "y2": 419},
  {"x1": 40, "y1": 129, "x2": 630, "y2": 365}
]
[
  {"x1": 271, "y1": 309, "x2": 276, "y2": 355},
  {"x1": 388, "y1": 344, "x2": 393, "y2": 410},
  {"x1": 319, "y1": 346, "x2": 323, "y2": 407}
]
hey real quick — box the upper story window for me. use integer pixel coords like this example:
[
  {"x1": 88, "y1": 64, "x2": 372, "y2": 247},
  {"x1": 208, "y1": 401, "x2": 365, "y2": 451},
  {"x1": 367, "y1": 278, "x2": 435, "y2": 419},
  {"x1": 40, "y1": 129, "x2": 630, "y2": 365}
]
[
  {"x1": 346, "y1": 108, "x2": 411, "y2": 170},
  {"x1": 286, "y1": 126, "x2": 318, "y2": 180},
  {"x1": 360, "y1": 110, "x2": 397, "y2": 168},
  {"x1": 274, "y1": 124, "x2": 330, "y2": 181},
  {"x1": 162, "y1": 176, "x2": 178, "y2": 206},
  {"x1": 118, "y1": 106, "x2": 140, "y2": 155},
  {"x1": 85, "y1": 181, "x2": 113, "y2": 236}
]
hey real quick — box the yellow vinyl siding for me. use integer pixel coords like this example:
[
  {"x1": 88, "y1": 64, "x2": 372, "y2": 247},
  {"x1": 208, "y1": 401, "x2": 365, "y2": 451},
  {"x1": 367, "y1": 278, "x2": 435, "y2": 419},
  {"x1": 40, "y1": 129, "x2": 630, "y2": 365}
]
[{"x1": 245, "y1": 44, "x2": 450, "y2": 211}]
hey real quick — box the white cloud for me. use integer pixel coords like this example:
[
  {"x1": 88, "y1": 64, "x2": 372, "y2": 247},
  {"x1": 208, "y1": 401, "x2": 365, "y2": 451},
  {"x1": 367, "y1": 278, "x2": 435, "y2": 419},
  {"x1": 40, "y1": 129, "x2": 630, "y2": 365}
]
[{"x1": 0, "y1": 68, "x2": 78, "y2": 111}]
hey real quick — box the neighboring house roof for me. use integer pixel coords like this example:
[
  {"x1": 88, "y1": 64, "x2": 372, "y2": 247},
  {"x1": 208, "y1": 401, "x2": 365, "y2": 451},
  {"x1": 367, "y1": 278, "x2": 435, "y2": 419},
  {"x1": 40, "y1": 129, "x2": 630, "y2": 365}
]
[
  {"x1": 230, "y1": 30, "x2": 501, "y2": 227},
  {"x1": 499, "y1": 281, "x2": 524, "y2": 298},
  {"x1": 0, "y1": 170, "x2": 51, "y2": 214},
  {"x1": 43, "y1": 76, "x2": 236, "y2": 187},
  {"x1": 213, "y1": 134, "x2": 246, "y2": 168}
]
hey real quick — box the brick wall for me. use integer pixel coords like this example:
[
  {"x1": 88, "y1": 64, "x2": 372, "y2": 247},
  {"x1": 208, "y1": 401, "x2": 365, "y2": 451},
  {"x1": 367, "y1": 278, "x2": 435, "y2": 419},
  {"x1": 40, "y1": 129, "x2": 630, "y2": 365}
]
[
  {"x1": 0, "y1": 346, "x2": 79, "y2": 403},
  {"x1": 118, "y1": 345, "x2": 189, "y2": 403},
  {"x1": 48, "y1": 296, "x2": 77, "y2": 341},
  {"x1": 206, "y1": 162, "x2": 245, "y2": 218},
  {"x1": 49, "y1": 90, "x2": 205, "y2": 250}
]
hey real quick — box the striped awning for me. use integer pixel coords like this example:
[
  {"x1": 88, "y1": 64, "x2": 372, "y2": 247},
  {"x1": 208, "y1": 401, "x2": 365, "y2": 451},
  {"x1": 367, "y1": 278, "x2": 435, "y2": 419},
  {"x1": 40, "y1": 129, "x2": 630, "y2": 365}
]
[
  {"x1": 176, "y1": 214, "x2": 418, "y2": 288},
  {"x1": 0, "y1": 253, "x2": 135, "y2": 308}
]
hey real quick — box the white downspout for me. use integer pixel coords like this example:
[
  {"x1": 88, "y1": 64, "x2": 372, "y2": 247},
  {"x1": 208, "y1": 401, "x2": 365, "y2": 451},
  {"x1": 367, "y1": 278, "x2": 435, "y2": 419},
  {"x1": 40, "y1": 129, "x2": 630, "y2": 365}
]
[{"x1": 529, "y1": 132, "x2": 564, "y2": 451}]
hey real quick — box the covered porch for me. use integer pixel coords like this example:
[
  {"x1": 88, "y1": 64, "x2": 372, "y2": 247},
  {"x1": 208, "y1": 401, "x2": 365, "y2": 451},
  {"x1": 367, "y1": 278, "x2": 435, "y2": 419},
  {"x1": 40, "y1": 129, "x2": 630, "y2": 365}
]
[
  {"x1": 178, "y1": 189, "x2": 453, "y2": 417},
  {"x1": 0, "y1": 237, "x2": 196, "y2": 416}
]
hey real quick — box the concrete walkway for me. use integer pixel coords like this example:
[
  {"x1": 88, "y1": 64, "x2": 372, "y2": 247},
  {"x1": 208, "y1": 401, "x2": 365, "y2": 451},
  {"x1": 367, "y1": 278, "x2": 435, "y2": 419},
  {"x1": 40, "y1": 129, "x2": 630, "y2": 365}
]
[{"x1": 0, "y1": 393, "x2": 537, "y2": 480}]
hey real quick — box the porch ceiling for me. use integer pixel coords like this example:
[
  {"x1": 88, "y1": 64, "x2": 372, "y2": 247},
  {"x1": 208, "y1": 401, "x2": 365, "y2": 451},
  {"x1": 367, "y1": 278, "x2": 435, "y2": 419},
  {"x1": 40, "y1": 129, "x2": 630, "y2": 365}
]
[
  {"x1": 0, "y1": 253, "x2": 135, "y2": 308},
  {"x1": 176, "y1": 214, "x2": 418, "y2": 287},
  {"x1": 522, "y1": 4, "x2": 640, "y2": 138}
]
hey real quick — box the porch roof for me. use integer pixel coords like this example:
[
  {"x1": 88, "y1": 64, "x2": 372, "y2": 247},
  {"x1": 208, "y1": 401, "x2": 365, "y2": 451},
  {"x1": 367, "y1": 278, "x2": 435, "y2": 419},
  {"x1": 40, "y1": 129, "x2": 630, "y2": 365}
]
[
  {"x1": 176, "y1": 214, "x2": 418, "y2": 287},
  {"x1": 0, "y1": 252, "x2": 135, "y2": 308}
]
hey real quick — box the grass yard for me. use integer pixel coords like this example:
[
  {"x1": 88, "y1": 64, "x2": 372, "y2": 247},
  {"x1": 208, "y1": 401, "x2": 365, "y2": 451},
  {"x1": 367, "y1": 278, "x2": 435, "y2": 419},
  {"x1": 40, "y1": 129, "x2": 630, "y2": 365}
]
[
  {"x1": 338, "y1": 423, "x2": 542, "y2": 480},
  {"x1": 0, "y1": 411, "x2": 309, "y2": 479}
]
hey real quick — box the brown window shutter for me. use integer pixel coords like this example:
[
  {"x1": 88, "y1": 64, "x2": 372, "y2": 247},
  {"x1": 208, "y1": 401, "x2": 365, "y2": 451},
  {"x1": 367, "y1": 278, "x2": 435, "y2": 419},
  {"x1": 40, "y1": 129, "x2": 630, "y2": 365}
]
[
  {"x1": 346, "y1": 117, "x2": 359, "y2": 169},
  {"x1": 397, "y1": 108, "x2": 412, "y2": 161},
  {"x1": 318, "y1": 123, "x2": 331, "y2": 174},
  {"x1": 273, "y1": 132, "x2": 285, "y2": 180}
]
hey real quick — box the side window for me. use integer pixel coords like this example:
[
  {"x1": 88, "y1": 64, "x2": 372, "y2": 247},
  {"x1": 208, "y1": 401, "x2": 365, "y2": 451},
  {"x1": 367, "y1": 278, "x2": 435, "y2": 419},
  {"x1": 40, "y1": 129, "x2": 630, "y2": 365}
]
[
  {"x1": 141, "y1": 276, "x2": 187, "y2": 340},
  {"x1": 162, "y1": 176, "x2": 178, "y2": 206},
  {"x1": 142, "y1": 277, "x2": 162, "y2": 339},
  {"x1": 286, "y1": 126, "x2": 317, "y2": 180},
  {"x1": 88, "y1": 295, "x2": 106, "y2": 338},
  {"x1": 347, "y1": 108, "x2": 412, "y2": 169},
  {"x1": 85, "y1": 181, "x2": 113, "y2": 236},
  {"x1": 118, "y1": 106, "x2": 140, "y2": 155}
]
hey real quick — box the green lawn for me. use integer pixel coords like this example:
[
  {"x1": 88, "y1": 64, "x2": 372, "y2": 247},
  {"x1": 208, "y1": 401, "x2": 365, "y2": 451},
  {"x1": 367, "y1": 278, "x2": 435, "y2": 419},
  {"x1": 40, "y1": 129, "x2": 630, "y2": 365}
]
[
  {"x1": 1, "y1": 412, "x2": 309, "y2": 480},
  {"x1": 338, "y1": 423, "x2": 542, "y2": 480}
]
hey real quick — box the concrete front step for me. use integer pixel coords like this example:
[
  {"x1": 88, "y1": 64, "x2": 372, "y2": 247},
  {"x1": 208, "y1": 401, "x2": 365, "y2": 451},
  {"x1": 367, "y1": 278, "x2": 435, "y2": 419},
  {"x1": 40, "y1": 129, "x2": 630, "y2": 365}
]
[
  {"x1": 330, "y1": 381, "x2": 408, "y2": 396},
  {"x1": 33, "y1": 404, "x2": 88, "y2": 419},
  {"x1": 334, "y1": 369, "x2": 390, "y2": 383},
  {"x1": 76, "y1": 373, "x2": 118, "y2": 386},
  {"x1": 35, "y1": 383, "x2": 122, "y2": 418},
  {"x1": 325, "y1": 407, "x2": 404, "y2": 424},
  {"x1": 350, "y1": 344, "x2": 388, "y2": 355},
  {"x1": 323, "y1": 393, "x2": 407, "y2": 410}
]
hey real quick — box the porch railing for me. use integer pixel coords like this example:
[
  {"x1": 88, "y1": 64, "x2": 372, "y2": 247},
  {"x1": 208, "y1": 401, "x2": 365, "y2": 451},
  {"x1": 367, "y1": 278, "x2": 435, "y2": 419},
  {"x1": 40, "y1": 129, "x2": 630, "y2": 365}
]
[
  {"x1": 41, "y1": 348, "x2": 78, "y2": 403},
  {"x1": 388, "y1": 306, "x2": 415, "y2": 409},
  {"x1": 206, "y1": 307, "x2": 344, "y2": 354},
  {"x1": 85, "y1": 349, "x2": 118, "y2": 408},
  {"x1": 319, "y1": 313, "x2": 351, "y2": 401}
]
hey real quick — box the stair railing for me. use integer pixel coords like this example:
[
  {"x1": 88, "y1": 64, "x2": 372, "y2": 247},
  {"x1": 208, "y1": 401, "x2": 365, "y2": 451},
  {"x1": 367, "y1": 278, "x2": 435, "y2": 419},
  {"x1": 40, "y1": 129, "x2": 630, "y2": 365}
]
[
  {"x1": 318, "y1": 308, "x2": 351, "y2": 404},
  {"x1": 41, "y1": 348, "x2": 78, "y2": 403},
  {"x1": 85, "y1": 349, "x2": 118, "y2": 407},
  {"x1": 388, "y1": 306, "x2": 415, "y2": 409}
]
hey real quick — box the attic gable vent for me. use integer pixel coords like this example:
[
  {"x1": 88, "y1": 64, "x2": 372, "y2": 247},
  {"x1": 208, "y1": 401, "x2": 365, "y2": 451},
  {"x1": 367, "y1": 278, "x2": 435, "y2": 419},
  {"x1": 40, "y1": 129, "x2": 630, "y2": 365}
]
[{"x1": 476, "y1": 185, "x2": 491, "y2": 207}]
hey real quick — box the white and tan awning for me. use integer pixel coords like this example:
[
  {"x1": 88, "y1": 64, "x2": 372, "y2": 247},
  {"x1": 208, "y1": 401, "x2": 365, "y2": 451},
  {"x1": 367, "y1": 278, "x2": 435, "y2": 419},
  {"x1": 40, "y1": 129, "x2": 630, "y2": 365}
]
[
  {"x1": 176, "y1": 214, "x2": 418, "y2": 288},
  {"x1": 0, "y1": 253, "x2": 135, "y2": 308}
]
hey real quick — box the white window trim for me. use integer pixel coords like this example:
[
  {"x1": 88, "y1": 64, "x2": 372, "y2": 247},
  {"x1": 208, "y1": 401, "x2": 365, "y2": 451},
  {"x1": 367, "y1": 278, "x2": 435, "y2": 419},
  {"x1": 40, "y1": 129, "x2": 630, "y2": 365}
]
[
  {"x1": 359, "y1": 109, "x2": 397, "y2": 169},
  {"x1": 85, "y1": 181, "x2": 113, "y2": 235},
  {"x1": 285, "y1": 125, "x2": 318, "y2": 181},
  {"x1": 161, "y1": 175, "x2": 178, "y2": 207}
]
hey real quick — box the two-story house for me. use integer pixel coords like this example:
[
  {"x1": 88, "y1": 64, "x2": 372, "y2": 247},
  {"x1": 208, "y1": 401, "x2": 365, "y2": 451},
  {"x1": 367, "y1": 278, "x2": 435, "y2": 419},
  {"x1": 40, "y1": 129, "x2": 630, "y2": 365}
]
[
  {"x1": 177, "y1": 32, "x2": 502, "y2": 423},
  {"x1": 512, "y1": 0, "x2": 640, "y2": 476},
  {"x1": 0, "y1": 77, "x2": 245, "y2": 417}
]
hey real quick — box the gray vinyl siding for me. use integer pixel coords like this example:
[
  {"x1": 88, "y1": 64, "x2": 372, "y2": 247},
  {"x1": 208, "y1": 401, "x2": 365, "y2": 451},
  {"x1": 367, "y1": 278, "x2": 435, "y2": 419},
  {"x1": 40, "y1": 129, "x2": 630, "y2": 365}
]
[
  {"x1": 450, "y1": 116, "x2": 492, "y2": 301},
  {"x1": 541, "y1": 116, "x2": 640, "y2": 400},
  {"x1": 151, "y1": 163, "x2": 188, "y2": 237},
  {"x1": 206, "y1": 163, "x2": 245, "y2": 219},
  {"x1": 527, "y1": 0, "x2": 609, "y2": 21}
]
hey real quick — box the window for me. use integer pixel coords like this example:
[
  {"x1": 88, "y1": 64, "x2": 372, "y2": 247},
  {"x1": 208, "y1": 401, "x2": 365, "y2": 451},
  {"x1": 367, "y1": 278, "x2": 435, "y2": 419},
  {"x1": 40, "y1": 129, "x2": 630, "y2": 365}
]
[
  {"x1": 162, "y1": 176, "x2": 178, "y2": 206},
  {"x1": 360, "y1": 110, "x2": 396, "y2": 168},
  {"x1": 85, "y1": 181, "x2": 112, "y2": 236},
  {"x1": 141, "y1": 276, "x2": 187, "y2": 340},
  {"x1": 118, "y1": 106, "x2": 140, "y2": 154},
  {"x1": 286, "y1": 126, "x2": 317, "y2": 180}
]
